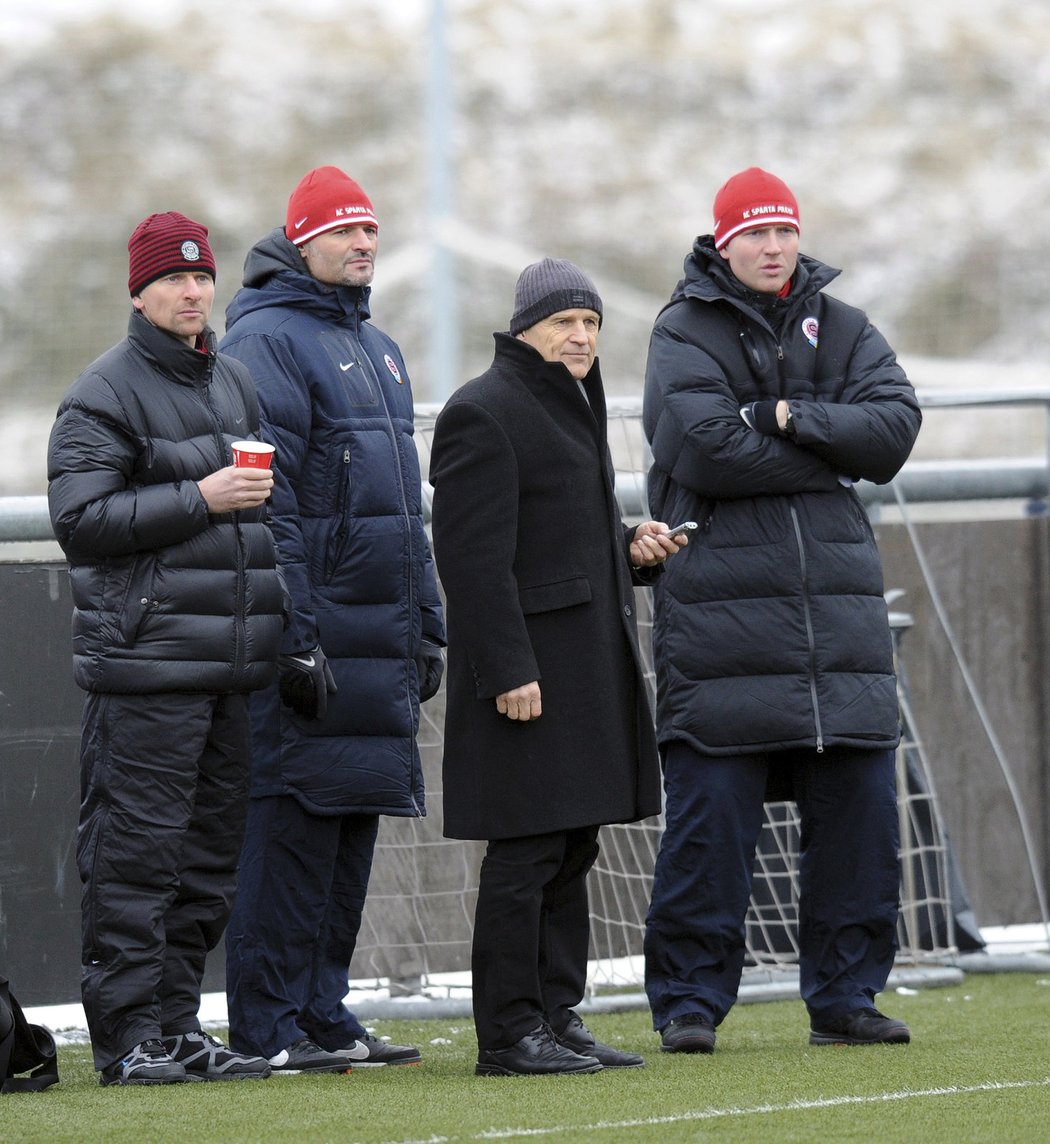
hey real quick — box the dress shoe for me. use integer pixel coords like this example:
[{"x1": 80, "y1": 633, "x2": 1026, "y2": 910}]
[
  {"x1": 810, "y1": 1007, "x2": 911, "y2": 1046},
  {"x1": 660, "y1": 1013, "x2": 717, "y2": 1053},
  {"x1": 476, "y1": 1024, "x2": 603, "y2": 1076},
  {"x1": 554, "y1": 1012, "x2": 644, "y2": 1068}
]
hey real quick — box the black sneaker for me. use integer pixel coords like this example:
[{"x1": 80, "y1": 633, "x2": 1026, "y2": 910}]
[
  {"x1": 267, "y1": 1037, "x2": 354, "y2": 1074},
  {"x1": 555, "y1": 1013, "x2": 644, "y2": 1068},
  {"x1": 161, "y1": 1031, "x2": 271, "y2": 1080},
  {"x1": 660, "y1": 1014, "x2": 717, "y2": 1054},
  {"x1": 99, "y1": 1039, "x2": 193, "y2": 1086},
  {"x1": 338, "y1": 1032, "x2": 422, "y2": 1067},
  {"x1": 809, "y1": 1007, "x2": 911, "y2": 1046}
]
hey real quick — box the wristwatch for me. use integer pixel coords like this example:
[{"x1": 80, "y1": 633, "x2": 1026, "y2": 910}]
[{"x1": 782, "y1": 405, "x2": 796, "y2": 438}]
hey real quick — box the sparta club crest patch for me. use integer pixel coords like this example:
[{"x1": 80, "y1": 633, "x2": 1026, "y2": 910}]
[
  {"x1": 180, "y1": 240, "x2": 201, "y2": 261},
  {"x1": 384, "y1": 354, "x2": 403, "y2": 383},
  {"x1": 802, "y1": 316, "x2": 819, "y2": 349}
]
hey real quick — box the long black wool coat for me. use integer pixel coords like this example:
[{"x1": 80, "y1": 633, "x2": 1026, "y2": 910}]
[{"x1": 429, "y1": 334, "x2": 662, "y2": 841}]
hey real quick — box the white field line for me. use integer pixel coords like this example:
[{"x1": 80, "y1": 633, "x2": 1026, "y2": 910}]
[{"x1": 383, "y1": 1077, "x2": 1050, "y2": 1144}]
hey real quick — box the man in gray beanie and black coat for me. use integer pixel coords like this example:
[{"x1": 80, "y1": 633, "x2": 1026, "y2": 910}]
[{"x1": 429, "y1": 258, "x2": 687, "y2": 1076}]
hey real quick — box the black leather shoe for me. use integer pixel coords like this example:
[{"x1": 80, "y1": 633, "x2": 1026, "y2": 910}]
[
  {"x1": 809, "y1": 1007, "x2": 911, "y2": 1046},
  {"x1": 660, "y1": 1014, "x2": 717, "y2": 1054},
  {"x1": 476, "y1": 1025, "x2": 603, "y2": 1076},
  {"x1": 555, "y1": 1013, "x2": 644, "y2": 1068}
]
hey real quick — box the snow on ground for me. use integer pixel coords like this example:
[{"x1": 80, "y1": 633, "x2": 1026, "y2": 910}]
[{"x1": 22, "y1": 922, "x2": 1050, "y2": 1042}]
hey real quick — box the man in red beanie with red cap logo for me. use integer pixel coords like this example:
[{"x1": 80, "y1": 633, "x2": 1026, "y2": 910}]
[
  {"x1": 219, "y1": 167, "x2": 444, "y2": 1074},
  {"x1": 642, "y1": 169, "x2": 922, "y2": 1054},
  {"x1": 47, "y1": 211, "x2": 284, "y2": 1084}
]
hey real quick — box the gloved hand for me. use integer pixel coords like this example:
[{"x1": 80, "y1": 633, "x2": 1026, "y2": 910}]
[
  {"x1": 416, "y1": 638, "x2": 445, "y2": 702},
  {"x1": 278, "y1": 645, "x2": 337, "y2": 720},
  {"x1": 739, "y1": 400, "x2": 781, "y2": 435}
]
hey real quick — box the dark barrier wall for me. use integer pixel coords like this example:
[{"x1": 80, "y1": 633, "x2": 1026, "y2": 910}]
[
  {"x1": 0, "y1": 564, "x2": 83, "y2": 1004},
  {"x1": 2, "y1": 518, "x2": 1048, "y2": 1005},
  {"x1": 876, "y1": 516, "x2": 1050, "y2": 930},
  {"x1": 0, "y1": 564, "x2": 232, "y2": 1006}
]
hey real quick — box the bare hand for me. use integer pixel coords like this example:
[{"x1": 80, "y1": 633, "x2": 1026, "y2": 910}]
[
  {"x1": 197, "y1": 465, "x2": 274, "y2": 513},
  {"x1": 630, "y1": 520, "x2": 688, "y2": 567},
  {"x1": 496, "y1": 681, "x2": 542, "y2": 721}
]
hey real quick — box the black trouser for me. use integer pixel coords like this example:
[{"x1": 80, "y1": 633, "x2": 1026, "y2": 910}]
[
  {"x1": 77, "y1": 691, "x2": 250, "y2": 1070},
  {"x1": 471, "y1": 825, "x2": 601, "y2": 1050}
]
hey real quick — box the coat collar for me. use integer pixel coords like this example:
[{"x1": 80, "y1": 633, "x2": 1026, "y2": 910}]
[
  {"x1": 491, "y1": 331, "x2": 607, "y2": 436},
  {"x1": 126, "y1": 309, "x2": 215, "y2": 387},
  {"x1": 673, "y1": 234, "x2": 841, "y2": 317}
]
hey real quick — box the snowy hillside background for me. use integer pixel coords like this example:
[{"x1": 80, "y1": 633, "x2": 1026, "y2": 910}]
[{"x1": 1, "y1": 0, "x2": 1049, "y2": 493}]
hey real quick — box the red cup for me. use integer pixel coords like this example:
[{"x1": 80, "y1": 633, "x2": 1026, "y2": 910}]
[{"x1": 231, "y1": 440, "x2": 275, "y2": 469}]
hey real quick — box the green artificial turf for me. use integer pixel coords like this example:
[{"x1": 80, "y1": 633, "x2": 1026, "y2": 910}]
[{"x1": 2, "y1": 972, "x2": 1048, "y2": 1143}]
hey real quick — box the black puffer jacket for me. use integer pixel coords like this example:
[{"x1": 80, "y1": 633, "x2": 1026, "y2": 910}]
[
  {"x1": 47, "y1": 311, "x2": 285, "y2": 695},
  {"x1": 642, "y1": 237, "x2": 921, "y2": 755}
]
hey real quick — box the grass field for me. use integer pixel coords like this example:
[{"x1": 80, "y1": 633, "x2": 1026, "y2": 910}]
[{"x1": 2, "y1": 972, "x2": 1048, "y2": 1143}]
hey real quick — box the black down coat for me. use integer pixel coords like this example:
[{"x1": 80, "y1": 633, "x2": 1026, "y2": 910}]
[
  {"x1": 429, "y1": 334, "x2": 662, "y2": 840},
  {"x1": 642, "y1": 238, "x2": 921, "y2": 756},
  {"x1": 47, "y1": 311, "x2": 284, "y2": 695}
]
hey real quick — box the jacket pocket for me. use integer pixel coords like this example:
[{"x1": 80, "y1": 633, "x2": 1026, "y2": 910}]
[
  {"x1": 518, "y1": 576, "x2": 592, "y2": 615},
  {"x1": 115, "y1": 556, "x2": 157, "y2": 647},
  {"x1": 324, "y1": 447, "x2": 352, "y2": 582}
]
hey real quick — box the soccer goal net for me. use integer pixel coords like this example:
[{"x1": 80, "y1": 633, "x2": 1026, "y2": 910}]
[{"x1": 347, "y1": 405, "x2": 964, "y2": 999}]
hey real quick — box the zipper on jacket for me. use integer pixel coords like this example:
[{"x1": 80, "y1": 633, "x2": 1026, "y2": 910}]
[
  {"x1": 324, "y1": 448, "x2": 352, "y2": 582},
  {"x1": 346, "y1": 326, "x2": 423, "y2": 814},
  {"x1": 789, "y1": 504, "x2": 824, "y2": 753},
  {"x1": 202, "y1": 366, "x2": 248, "y2": 679}
]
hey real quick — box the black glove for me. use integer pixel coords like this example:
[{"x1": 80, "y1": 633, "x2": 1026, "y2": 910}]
[
  {"x1": 739, "y1": 400, "x2": 781, "y2": 435},
  {"x1": 416, "y1": 638, "x2": 445, "y2": 702},
  {"x1": 278, "y1": 645, "x2": 337, "y2": 720}
]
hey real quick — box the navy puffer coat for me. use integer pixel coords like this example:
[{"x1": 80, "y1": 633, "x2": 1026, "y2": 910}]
[
  {"x1": 47, "y1": 311, "x2": 284, "y2": 695},
  {"x1": 220, "y1": 230, "x2": 444, "y2": 816},
  {"x1": 642, "y1": 238, "x2": 921, "y2": 756}
]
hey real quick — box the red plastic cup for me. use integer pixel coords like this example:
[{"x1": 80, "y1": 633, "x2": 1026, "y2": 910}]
[{"x1": 231, "y1": 440, "x2": 275, "y2": 469}]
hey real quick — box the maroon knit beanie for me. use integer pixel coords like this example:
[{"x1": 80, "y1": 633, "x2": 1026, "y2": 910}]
[
  {"x1": 712, "y1": 168, "x2": 800, "y2": 250},
  {"x1": 285, "y1": 166, "x2": 379, "y2": 246},
  {"x1": 127, "y1": 212, "x2": 216, "y2": 296}
]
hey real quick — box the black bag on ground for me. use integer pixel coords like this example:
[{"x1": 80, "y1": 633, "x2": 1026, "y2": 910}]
[{"x1": 0, "y1": 976, "x2": 59, "y2": 1092}]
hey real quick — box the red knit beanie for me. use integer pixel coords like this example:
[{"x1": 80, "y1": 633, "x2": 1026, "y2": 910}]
[
  {"x1": 285, "y1": 166, "x2": 379, "y2": 246},
  {"x1": 713, "y1": 168, "x2": 800, "y2": 250},
  {"x1": 127, "y1": 211, "x2": 216, "y2": 296}
]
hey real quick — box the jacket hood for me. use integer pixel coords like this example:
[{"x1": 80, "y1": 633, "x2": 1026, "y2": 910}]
[
  {"x1": 225, "y1": 226, "x2": 373, "y2": 329},
  {"x1": 672, "y1": 234, "x2": 841, "y2": 317}
]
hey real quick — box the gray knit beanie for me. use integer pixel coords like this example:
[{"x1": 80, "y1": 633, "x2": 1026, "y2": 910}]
[{"x1": 509, "y1": 258, "x2": 603, "y2": 335}]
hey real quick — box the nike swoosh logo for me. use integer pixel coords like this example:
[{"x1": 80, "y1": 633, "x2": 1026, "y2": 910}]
[
  {"x1": 339, "y1": 362, "x2": 354, "y2": 371},
  {"x1": 291, "y1": 655, "x2": 316, "y2": 668},
  {"x1": 342, "y1": 1041, "x2": 371, "y2": 1060},
  {"x1": 294, "y1": 215, "x2": 309, "y2": 228}
]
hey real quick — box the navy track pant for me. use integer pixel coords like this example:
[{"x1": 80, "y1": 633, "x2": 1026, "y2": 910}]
[
  {"x1": 224, "y1": 795, "x2": 379, "y2": 1059},
  {"x1": 644, "y1": 742, "x2": 901, "y2": 1032}
]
